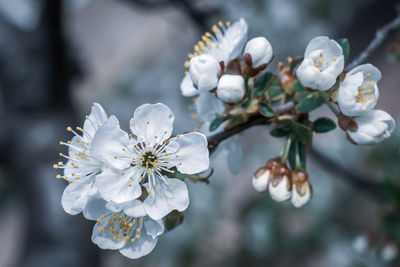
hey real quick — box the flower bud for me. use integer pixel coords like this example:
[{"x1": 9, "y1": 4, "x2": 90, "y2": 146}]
[
  {"x1": 347, "y1": 109, "x2": 395, "y2": 145},
  {"x1": 268, "y1": 165, "x2": 292, "y2": 202},
  {"x1": 291, "y1": 169, "x2": 312, "y2": 208},
  {"x1": 189, "y1": 54, "x2": 221, "y2": 92},
  {"x1": 252, "y1": 167, "x2": 270, "y2": 192},
  {"x1": 243, "y1": 37, "x2": 273, "y2": 70},
  {"x1": 216, "y1": 74, "x2": 245, "y2": 103}
]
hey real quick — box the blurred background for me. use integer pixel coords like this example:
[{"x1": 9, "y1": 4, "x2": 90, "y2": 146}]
[{"x1": 0, "y1": 0, "x2": 400, "y2": 266}]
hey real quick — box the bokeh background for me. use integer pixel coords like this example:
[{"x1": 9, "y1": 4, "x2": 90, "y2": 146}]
[{"x1": 0, "y1": 0, "x2": 400, "y2": 266}]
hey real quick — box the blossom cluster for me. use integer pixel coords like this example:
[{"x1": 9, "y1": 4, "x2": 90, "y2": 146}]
[
  {"x1": 54, "y1": 103, "x2": 209, "y2": 259},
  {"x1": 296, "y1": 36, "x2": 395, "y2": 145}
]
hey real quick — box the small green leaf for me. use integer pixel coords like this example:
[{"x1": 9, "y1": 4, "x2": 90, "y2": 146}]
[
  {"x1": 295, "y1": 92, "x2": 324, "y2": 113},
  {"x1": 270, "y1": 127, "x2": 289, "y2": 137},
  {"x1": 337, "y1": 38, "x2": 350, "y2": 62},
  {"x1": 241, "y1": 77, "x2": 252, "y2": 107},
  {"x1": 259, "y1": 102, "x2": 274, "y2": 117},
  {"x1": 209, "y1": 116, "x2": 228, "y2": 132},
  {"x1": 289, "y1": 120, "x2": 313, "y2": 147},
  {"x1": 288, "y1": 140, "x2": 306, "y2": 170},
  {"x1": 291, "y1": 80, "x2": 306, "y2": 93},
  {"x1": 313, "y1": 117, "x2": 337, "y2": 133},
  {"x1": 255, "y1": 72, "x2": 274, "y2": 96},
  {"x1": 162, "y1": 167, "x2": 188, "y2": 180},
  {"x1": 267, "y1": 77, "x2": 283, "y2": 101}
]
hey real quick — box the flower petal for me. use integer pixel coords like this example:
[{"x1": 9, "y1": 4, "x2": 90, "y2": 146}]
[
  {"x1": 83, "y1": 195, "x2": 109, "y2": 220},
  {"x1": 130, "y1": 103, "x2": 174, "y2": 146},
  {"x1": 61, "y1": 176, "x2": 95, "y2": 215},
  {"x1": 143, "y1": 177, "x2": 189, "y2": 220},
  {"x1": 123, "y1": 200, "x2": 147, "y2": 218},
  {"x1": 224, "y1": 18, "x2": 248, "y2": 61},
  {"x1": 119, "y1": 230, "x2": 158, "y2": 259},
  {"x1": 144, "y1": 218, "x2": 165, "y2": 239},
  {"x1": 195, "y1": 92, "x2": 225, "y2": 121},
  {"x1": 83, "y1": 103, "x2": 109, "y2": 141},
  {"x1": 180, "y1": 75, "x2": 198, "y2": 97},
  {"x1": 165, "y1": 132, "x2": 209, "y2": 175},
  {"x1": 95, "y1": 168, "x2": 142, "y2": 204},
  {"x1": 91, "y1": 213, "x2": 125, "y2": 250},
  {"x1": 90, "y1": 125, "x2": 132, "y2": 170}
]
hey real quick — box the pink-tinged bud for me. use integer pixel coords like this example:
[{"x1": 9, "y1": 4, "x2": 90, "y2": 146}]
[
  {"x1": 252, "y1": 167, "x2": 270, "y2": 192},
  {"x1": 268, "y1": 165, "x2": 292, "y2": 202},
  {"x1": 291, "y1": 170, "x2": 312, "y2": 208}
]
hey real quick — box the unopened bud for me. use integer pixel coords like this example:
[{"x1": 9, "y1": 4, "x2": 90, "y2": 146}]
[
  {"x1": 216, "y1": 74, "x2": 245, "y2": 103},
  {"x1": 291, "y1": 169, "x2": 312, "y2": 208},
  {"x1": 268, "y1": 165, "x2": 292, "y2": 202},
  {"x1": 244, "y1": 37, "x2": 273, "y2": 69},
  {"x1": 252, "y1": 167, "x2": 270, "y2": 192},
  {"x1": 189, "y1": 54, "x2": 221, "y2": 92}
]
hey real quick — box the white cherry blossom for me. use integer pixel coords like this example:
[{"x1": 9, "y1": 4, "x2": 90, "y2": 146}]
[
  {"x1": 347, "y1": 109, "x2": 395, "y2": 145},
  {"x1": 189, "y1": 54, "x2": 221, "y2": 92},
  {"x1": 91, "y1": 103, "x2": 210, "y2": 220},
  {"x1": 296, "y1": 36, "x2": 344, "y2": 91},
  {"x1": 216, "y1": 74, "x2": 245, "y2": 103},
  {"x1": 56, "y1": 103, "x2": 119, "y2": 215},
  {"x1": 338, "y1": 64, "x2": 381, "y2": 116},
  {"x1": 86, "y1": 198, "x2": 164, "y2": 259}
]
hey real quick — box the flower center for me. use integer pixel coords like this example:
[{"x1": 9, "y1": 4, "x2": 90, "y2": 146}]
[
  {"x1": 356, "y1": 72, "x2": 376, "y2": 104},
  {"x1": 97, "y1": 212, "x2": 143, "y2": 243},
  {"x1": 312, "y1": 51, "x2": 337, "y2": 72},
  {"x1": 141, "y1": 152, "x2": 158, "y2": 169}
]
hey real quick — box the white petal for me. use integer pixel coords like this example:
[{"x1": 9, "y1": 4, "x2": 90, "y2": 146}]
[
  {"x1": 348, "y1": 63, "x2": 381, "y2": 82},
  {"x1": 224, "y1": 18, "x2": 248, "y2": 61},
  {"x1": 269, "y1": 177, "x2": 292, "y2": 202},
  {"x1": 144, "y1": 218, "x2": 165, "y2": 239},
  {"x1": 224, "y1": 136, "x2": 243, "y2": 174},
  {"x1": 90, "y1": 125, "x2": 132, "y2": 170},
  {"x1": 198, "y1": 74, "x2": 219, "y2": 92},
  {"x1": 95, "y1": 168, "x2": 142, "y2": 204},
  {"x1": 119, "y1": 231, "x2": 158, "y2": 259},
  {"x1": 243, "y1": 36, "x2": 273, "y2": 68},
  {"x1": 130, "y1": 103, "x2": 174, "y2": 146},
  {"x1": 296, "y1": 59, "x2": 336, "y2": 90},
  {"x1": 61, "y1": 176, "x2": 95, "y2": 215},
  {"x1": 291, "y1": 182, "x2": 312, "y2": 208},
  {"x1": 305, "y1": 36, "x2": 342, "y2": 58},
  {"x1": 216, "y1": 74, "x2": 245, "y2": 103},
  {"x1": 180, "y1": 75, "x2": 198, "y2": 97},
  {"x1": 195, "y1": 92, "x2": 225, "y2": 121},
  {"x1": 91, "y1": 213, "x2": 126, "y2": 250},
  {"x1": 83, "y1": 103, "x2": 109, "y2": 141},
  {"x1": 123, "y1": 200, "x2": 147, "y2": 218},
  {"x1": 252, "y1": 169, "x2": 270, "y2": 192},
  {"x1": 165, "y1": 132, "x2": 210, "y2": 175},
  {"x1": 143, "y1": 177, "x2": 189, "y2": 220},
  {"x1": 83, "y1": 195, "x2": 109, "y2": 220}
]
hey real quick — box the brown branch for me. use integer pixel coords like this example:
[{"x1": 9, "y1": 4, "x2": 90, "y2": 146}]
[{"x1": 346, "y1": 14, "x2": 400, "y2": 71}]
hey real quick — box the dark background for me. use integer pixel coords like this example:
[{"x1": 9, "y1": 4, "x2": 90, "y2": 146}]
[{"x1": 0, "y1": 0, "x2": 399, "y2": 266}]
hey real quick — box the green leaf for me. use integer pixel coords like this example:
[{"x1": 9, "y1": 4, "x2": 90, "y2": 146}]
[
  {"x1": 313, "y1": 117, "x2": 337, "y2": 133},
  {"x1": 295, "y1": 92, "x2": 324, "y2": 113},
  {"x1": 298, "y1": 141, "x2": 306, "y2": 170},
  {"x1": 255, "y1": 72, "x2": 274, "y2": 96},
  {"x1": 209, "y1": 116, "x2": 228, "y2": 132},
  {"x1": 337, "y1": 38, "x2": 350, "y2": 62},
  {"x1": 270, "y1": 127, "x2": 289, "y2": 137},
  {"x1": 259, "y1": 102, "x2": 274, "y2": 117},
  {"x1": 241, "y1": 77, "x2": 252, "y2": 107},
  {"x1": 291, "y1": 80, "x2": 306, "y2": 93},
  {"x1": 165, "y1": 210, "x2": 184, "y2": 231},
  {"x1": 267, "y1": 77, "x2": 283, "y2": 101},
  {"x1": 288, "y1": 140, "x2": 306, "y2": 170},
  {"x1": 289, "y1": 120, "x2": 313, "y2": 147},
  {"x1": 162, "y1": 167, "x2": 188, "y2": 180}
]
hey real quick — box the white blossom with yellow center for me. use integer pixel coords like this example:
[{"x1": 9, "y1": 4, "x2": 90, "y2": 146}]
[
  {"x1": 338, "y1": 64, "x2": 380, "y2": 116},
  {"x1": 86, "y1": 198, "x2": 164, "y2": 259},
  {"x1": 296, "y1": 36, "x2": 344, "y2": 91},
  {"x1": 90, "y1": 103, "x2": 210, "y2": 220},
  {"x1": 55, "y1": 103, "x2": 119, "y2": 215}
]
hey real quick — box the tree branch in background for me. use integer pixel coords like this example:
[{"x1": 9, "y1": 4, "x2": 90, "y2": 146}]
[{"x1": 346, "y1": 14, "x2": 400, "y2": 71}]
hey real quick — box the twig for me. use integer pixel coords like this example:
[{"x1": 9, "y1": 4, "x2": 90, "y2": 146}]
[{"x1": 346, "y1": 14, "x2": 400, "y2": 71}]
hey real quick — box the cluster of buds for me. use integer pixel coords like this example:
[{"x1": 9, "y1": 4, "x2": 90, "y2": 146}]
[
  {"x1": 182, "y1": 19, "x2": 274, "y2": 104},
  {"x1": 252, "y1": 159, "x2": 312, "y2": 207}
]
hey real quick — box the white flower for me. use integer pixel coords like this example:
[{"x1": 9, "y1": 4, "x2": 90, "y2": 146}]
[
  {"x1": 243, "y1": 36, "x2": 273, "y2": 68},
  {"x1": 180, "y1": 75, "x2": 198, "y2": 97},
  {"x1": 338, "y1": 64, "x2": 381, "y2": 116},
  {"x1": 347, "y1": 109, "x2": 395, "y2": 145},
  {"x1": 91, "y1": 103, "x2": 210, "y2": 220},
  {"x1": 86, "y1": 198, "x2": 164, "y2": 259},
  {"x1": 296, "y1": 36, "x2": 344, "y2": 91},
  {"x1": 252, "y1": 167, "x2": 270, "y2": 192},
  {"x1": 216, "y1": 74, "x2": 245, "y2": 103},
  {"x1": 56, "y1": 103, "x2": 119, "y2": 215},
  {"x1": 291, "y1": 181, "x2": 312, "y2": 208},
  {"x1": 189, "y1": 54, "x2": 221, "y2": 92}
]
